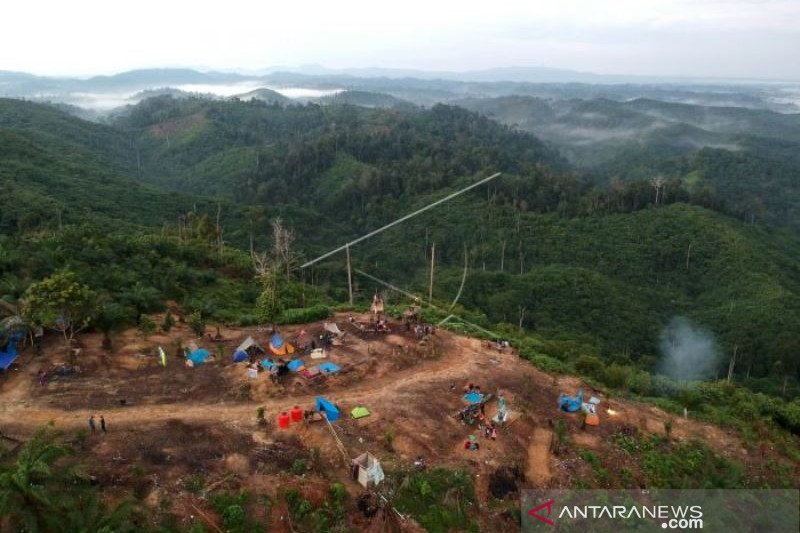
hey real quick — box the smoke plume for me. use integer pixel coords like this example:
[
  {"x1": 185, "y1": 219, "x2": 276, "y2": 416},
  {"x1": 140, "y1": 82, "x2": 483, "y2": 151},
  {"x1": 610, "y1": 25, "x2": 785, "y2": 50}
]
[{"x1": 658, "y1": 316, "x2": 720, "y2": 381}]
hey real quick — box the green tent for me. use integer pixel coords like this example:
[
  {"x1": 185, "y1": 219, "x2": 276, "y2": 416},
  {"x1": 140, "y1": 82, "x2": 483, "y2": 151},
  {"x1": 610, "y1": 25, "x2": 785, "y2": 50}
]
[{"x1": 351, "y1": 406, "x2": 371, "y2": 419}]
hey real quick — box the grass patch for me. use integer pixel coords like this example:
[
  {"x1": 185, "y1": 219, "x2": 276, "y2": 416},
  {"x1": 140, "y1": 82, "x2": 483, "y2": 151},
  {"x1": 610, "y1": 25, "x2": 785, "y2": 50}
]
[{"x1": 392, "y1": 468, "x2": 478, "y2": 533}]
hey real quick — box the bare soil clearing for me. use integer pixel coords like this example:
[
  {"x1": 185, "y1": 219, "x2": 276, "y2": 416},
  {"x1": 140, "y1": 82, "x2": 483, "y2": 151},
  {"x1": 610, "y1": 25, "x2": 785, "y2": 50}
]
[{"x1": 0, "y1": 312, "x2": 795, "y2": 530}]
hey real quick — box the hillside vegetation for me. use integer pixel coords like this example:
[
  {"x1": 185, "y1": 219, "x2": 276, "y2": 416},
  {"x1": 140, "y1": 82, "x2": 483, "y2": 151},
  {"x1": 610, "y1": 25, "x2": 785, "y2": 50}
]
[
  {"x1": 1, "y1": 95, "x2": 798, "y2": 395},
  {"x1": 458, "y1": 95, "x2": 800, "y2": 231}
]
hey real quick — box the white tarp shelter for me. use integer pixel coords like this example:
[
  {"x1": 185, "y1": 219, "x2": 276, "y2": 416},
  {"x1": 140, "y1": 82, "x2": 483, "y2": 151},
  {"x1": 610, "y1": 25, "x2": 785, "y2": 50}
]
[
  {"x1": 352, "y1": 452, "x2": 385, "y2": 488},
  {"x1": 236, "y1": 336, "x2": 265, "y2": 354},
  {"x1": 324, "y1": 322, "x2": 342, "y2": 336}
]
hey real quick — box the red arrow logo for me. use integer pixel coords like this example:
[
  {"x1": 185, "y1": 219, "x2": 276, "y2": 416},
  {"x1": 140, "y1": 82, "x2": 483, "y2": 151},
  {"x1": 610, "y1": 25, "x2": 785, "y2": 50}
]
[{"x1": 527, "y1": 499, "x2": 555, "y2": 526}]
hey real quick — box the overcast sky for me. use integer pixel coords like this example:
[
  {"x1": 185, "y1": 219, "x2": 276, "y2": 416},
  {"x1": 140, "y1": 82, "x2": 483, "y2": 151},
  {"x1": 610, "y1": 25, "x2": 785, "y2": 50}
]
[{"x1": 2, "y1": 0, "x2": 799, "y2": 80}]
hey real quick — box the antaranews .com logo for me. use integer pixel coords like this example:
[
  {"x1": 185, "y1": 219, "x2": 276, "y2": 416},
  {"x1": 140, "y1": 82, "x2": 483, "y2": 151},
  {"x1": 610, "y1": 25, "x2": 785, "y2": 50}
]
[
  {"x1": 528, "y1": 498, "x2": 703, "y2": 529},
  {"x1": 521, "y1": 490, "x2": 798, "y2": 532}
]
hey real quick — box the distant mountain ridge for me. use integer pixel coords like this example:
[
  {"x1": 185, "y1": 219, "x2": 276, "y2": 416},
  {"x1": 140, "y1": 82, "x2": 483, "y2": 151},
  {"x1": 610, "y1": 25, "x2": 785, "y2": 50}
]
[{"x1": 2, "y1": 67, "x2": 798, "y2": 114}]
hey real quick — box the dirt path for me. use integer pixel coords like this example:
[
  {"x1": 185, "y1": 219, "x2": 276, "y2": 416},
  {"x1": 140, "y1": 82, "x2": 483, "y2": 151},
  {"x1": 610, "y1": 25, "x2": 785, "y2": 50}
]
[
  {"x1": 0, "y1": 317, "x2": 776, "y2": 476},
  {"x1": 526, "y1": 427, "x2": 552, "y2": 487},
  {"x1": 0, "y1": 330, "x2": 493, "y2": 433}
]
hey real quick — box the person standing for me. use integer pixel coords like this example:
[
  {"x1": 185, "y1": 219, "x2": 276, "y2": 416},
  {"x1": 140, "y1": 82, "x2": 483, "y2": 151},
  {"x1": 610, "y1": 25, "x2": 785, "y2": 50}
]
[
  {"x1": 88, "y1": 415, "x2": 96, "y2": 433},
  {"x1": 100, "y1": 415, "x2": 106, "y2": 433}
]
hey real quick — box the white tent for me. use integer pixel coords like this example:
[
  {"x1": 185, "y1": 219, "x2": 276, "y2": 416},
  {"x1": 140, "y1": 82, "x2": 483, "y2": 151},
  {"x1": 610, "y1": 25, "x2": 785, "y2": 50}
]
[
  {"x1": 324, "y1": 322, "x2": 343, "y2": 336},
  {"x1": 352, "y1": 452, "x2": 384, "y2": 488},
  {"x1": 236, "y1": 336, "x2": 265, "y2": 354}
]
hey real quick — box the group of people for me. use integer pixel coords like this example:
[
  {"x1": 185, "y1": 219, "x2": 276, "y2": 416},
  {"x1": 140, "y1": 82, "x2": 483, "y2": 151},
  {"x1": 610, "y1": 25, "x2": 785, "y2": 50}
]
[
  {"x1": 413, "y1": 323, "x2": 435, "y2": 339},
  {"x1": 464, "y1": 383, "x2": 483, "y2": 395},
  {"x1": 88, "y1": 415, "x2": 107, "y2": 433},
  {"x1": 489, "y1": 339, "x2": 512, "y2": 353}
]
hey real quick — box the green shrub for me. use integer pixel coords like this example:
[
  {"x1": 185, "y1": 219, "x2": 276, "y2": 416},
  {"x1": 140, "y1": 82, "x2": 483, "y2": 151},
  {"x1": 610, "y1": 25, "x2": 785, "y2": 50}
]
[
  {"x1": 677, "y1": 388, "x2": 704, "y2": 411},
  {"x1": 642, "y1": 441, "x2": 744, "y2": 488},
  {"x1": 629, "y1": 370, "x2": 652, "y2": 395},
  {"x1": 525, "y1": 353, "x2": 574, "y2": 374},
  {"x1": 222, "y1": 504, "x2": 245, "y2": 530},
  {"x1": 277, "y1": 305, "x2": 331, "y2": 325},
  {"x1": 187, "y1": 311, "x2": 206, "y2": 337},
  {"x1": 210, "y1": 490, "x2": 250, "y2": 516},
  {"x1": 291, "y1": 458, "x2": 308, "y2": 476},
  {"x1": 648, "y1": 374, "x2": 680, "y2": 398},
  {"x1": 604, "y1": 364, "x2": 632, "y2": 389},
  {"x1": 185, "y1": 474, "x2": 205, "y2": 494},
  {"x1": 187, "y1": 521, "x2": 207, "y2": 533},
  {"x1": 161, "y1": 310, "x2": 175, "y2": 333},
  {"x1": 138, "y1": 315, "x2": 156, "y2": 335},
  {"x1": 774, "y1": 400, "x2": 800, "y2": 434},
  {"x1": 575, "y1": 355, "x2": 604, "y2": 380},
  {"x1": 580, "y1": 450, "x2": 600, "y2": 467},
  {"x1": 393, "y1": 468, "x2": 477, "y2": 533}
]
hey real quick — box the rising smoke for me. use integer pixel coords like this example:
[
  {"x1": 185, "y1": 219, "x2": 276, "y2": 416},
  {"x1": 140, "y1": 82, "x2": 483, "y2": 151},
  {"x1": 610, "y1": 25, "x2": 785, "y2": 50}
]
[{"x1": 658, "y1": 316, "x2": 720, "y2": 382}]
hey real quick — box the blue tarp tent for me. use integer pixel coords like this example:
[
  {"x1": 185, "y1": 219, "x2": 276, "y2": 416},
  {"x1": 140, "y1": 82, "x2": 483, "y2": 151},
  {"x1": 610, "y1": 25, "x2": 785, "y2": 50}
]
[
  {"x1": 269, "y1": 334, "x2": 295, "y2": 356},
  {"x1": 315, "y1": 396, "x2": 340, "y2": 422},
  {"x1": 0, "y1": 332, "x2": 23, "y2": 371},
  {"x1": 232, "y1": 350, "x2": 248, "y2": 363},
  {"x1": 558, "y1": 388, "x2": 583, "y2": 413},
  {"x1": 464, "y1": 391, "x2": 484, "y2": 404},
  {"x1": 187, "y1": 348, "x2": 210, "y2": 366},
  {"x1": 260, "y1": 358, "x2": 275, "y2": 370},
  {"x1": 319, "y1": 362, "x2": 341, "y2": 374},
  {"x1": 287, "y1": 359, "x2": 304, "y2": 372}
]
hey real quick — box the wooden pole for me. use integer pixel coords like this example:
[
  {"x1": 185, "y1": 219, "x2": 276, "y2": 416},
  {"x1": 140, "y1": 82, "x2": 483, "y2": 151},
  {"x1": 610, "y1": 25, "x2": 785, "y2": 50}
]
[
  {"x1": 346, "y1": 244, "x2": 353, "y2": 305},
  {"x1": 428, "y1": 242, "x2": 435, "y2": 304}
]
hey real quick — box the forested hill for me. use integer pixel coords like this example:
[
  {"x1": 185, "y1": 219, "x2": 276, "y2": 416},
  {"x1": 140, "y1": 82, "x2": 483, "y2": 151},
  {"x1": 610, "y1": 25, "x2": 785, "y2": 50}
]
[
  {"x1": 110, "y1": 95, "x2": 567, "y2": 203},
  {"x1": 0, "y1": 98, "x2": 249, "y2": 236},
  {"x1": 457, "y1": 95, "x2": 800, "y2": 231},
  {"x1": 1, "y1": 96, "x2": 799, "y2": 396}
]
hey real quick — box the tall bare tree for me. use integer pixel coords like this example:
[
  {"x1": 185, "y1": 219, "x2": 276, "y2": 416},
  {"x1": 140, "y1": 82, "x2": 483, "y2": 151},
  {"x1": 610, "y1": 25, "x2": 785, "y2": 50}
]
[
  {"x1": 271, "y1": 217, "x2": 296, "y2": 280},
  {"x1": 651, "y1": 176, "x2": 666, "y2": 206}
]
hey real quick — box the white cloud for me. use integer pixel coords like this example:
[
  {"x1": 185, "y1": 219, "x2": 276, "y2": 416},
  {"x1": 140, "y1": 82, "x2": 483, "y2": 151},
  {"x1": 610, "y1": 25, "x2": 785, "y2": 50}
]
[{"x1": 1, "y1": 0, "x2": 798, "y2": 78}]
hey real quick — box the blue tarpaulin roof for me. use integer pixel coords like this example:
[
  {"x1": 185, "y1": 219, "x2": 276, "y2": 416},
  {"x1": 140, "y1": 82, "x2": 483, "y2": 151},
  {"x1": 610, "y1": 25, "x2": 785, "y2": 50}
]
[
  {"x1": 232, "y1": 350, "x2": 248, "y2": 363},
  {"x1": 287, "y1": 359, "x2": 304, "y2": 372},
  {"x1": 187, "y1": 348, "x2": 210, "y2": 365},
  {"x1": 0, "y1": 351, "x2": 18, "y2": 371},
  {"x1": 260, "y1": 358, "x2": 275, "y2": 370},
  {"x1": 315, "y1": 396, "x2": 340, "y2": 422},
  {"x1": 0, "y1": 334, "x2": 20, "y2": 371},
  {"x1": 270, "y1": 334, "x2": 285, "y2": 349},
  {"x1": 559, "y1": 388, "x2": 583, "y2": 413},
  {"x1": 319, "y1": 362, "x2": 341, "y2": 374},
  {"x1": 464, "y1": 391, "x2": 484, "y2": 404}
]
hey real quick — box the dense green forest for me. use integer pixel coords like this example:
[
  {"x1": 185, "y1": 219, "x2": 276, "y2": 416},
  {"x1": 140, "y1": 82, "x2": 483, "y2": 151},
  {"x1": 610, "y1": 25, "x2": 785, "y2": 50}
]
[
  {"x1": 458, "y1": 95, "x2": 800, "y2": 232},
  {"x1": 1, "y1": 95, "x2": 799, "y2": 399}
]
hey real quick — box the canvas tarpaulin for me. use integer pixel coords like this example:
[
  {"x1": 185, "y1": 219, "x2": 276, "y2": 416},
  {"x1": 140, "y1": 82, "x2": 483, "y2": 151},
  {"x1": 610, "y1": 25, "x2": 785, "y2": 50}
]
[
  {"x1": 351, "y1": 406, "x2": 371, "y2": 419},
  {"x1": 187, "y1": 348, "x2": 210, "y2": 366},
  {"x1": 559, "y1": 388, "x2": 584, "y2": 413},
  {"x1": 319, "y1": 362, "x2": 341, "y2": 374},
  {"x1": 315, "y1": 396, "x2": 340, "y2": 422}
]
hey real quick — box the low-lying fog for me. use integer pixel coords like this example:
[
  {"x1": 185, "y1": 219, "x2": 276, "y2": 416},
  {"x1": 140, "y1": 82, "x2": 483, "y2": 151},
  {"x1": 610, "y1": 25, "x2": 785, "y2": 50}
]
[
  {"x1": 30, "y1": 82, "x2": 344, "y2": 112},
  {"x1": 174, "y1": 82, "x2": 342, "y2": 99}
]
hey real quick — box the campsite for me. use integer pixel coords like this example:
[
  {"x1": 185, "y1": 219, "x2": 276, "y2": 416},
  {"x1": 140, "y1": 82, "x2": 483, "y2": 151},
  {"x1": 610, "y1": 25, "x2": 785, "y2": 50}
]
[{"x1": 0, "y1": 307, "x2": 793, "y2": 532}]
